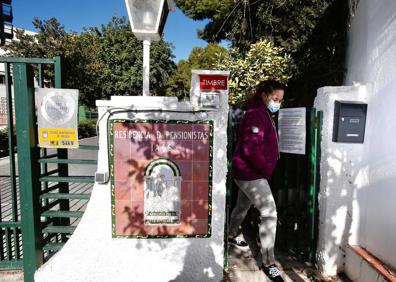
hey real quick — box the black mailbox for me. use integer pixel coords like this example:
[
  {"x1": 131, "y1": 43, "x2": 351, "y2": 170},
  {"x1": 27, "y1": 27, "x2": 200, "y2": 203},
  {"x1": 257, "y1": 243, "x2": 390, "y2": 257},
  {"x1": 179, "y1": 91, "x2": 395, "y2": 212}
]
[{"x1": 332, "y1": 101, "x2": 367, "y2": 143}]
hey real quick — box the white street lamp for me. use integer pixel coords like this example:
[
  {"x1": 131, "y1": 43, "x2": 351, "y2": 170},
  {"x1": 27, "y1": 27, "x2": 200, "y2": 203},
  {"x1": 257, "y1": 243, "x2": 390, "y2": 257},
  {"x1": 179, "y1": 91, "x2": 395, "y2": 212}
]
[{"x1": 125, "y1": 0, "x2": 175, "y2": 96}]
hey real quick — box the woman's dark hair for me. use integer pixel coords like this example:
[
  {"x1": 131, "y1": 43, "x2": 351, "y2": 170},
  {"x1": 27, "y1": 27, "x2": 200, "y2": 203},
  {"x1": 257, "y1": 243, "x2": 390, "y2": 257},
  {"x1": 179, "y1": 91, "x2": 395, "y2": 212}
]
[
  {"x1": 255, "y1": 80, "x2": 286, "y2": 97},
  {"x1": 248, "y1": 80, "x2": 286, "y2": 106}
]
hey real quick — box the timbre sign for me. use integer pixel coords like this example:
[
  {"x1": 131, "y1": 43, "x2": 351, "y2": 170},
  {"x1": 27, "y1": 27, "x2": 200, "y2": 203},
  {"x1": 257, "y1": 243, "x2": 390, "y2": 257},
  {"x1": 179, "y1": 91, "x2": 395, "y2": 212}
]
[{"x1": 199, "y1": 75, "x2": 228, "y2": 91}]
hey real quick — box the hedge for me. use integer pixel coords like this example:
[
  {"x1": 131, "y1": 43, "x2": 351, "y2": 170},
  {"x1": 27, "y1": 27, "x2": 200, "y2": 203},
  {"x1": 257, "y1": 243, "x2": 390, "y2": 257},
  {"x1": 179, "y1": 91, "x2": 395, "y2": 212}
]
[{"x1": 0, "y1": 128, "x2": 9, "y2": 158}]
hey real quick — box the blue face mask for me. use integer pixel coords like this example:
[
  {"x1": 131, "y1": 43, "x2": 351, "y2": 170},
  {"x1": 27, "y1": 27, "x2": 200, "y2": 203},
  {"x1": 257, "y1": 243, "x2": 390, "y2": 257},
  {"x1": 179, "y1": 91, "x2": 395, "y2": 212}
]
[{"x1": 267, "y1": 100, "x2": 281, "y2": 113}]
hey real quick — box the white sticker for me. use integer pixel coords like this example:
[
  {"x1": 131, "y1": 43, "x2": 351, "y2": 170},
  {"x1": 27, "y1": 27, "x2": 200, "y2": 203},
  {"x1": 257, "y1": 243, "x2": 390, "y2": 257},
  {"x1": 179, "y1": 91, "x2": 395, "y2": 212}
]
[
  {"x1": 251, "y1": 126, "x2": 259, "y2": 133},
  {"x1": 40, "y1": 91, "x2": 76, "y2": 126}
]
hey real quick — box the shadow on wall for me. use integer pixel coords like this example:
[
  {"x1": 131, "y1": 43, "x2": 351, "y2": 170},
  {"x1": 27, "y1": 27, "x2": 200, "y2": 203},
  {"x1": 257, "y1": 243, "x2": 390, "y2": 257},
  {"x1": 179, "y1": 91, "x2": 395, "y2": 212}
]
[
  {"x1": 169, "y1": 239, "x2": 223, "y2": 282},
  {"x1": 312, "y1": 86, "x2": 369, "y2": 277},
  {"x1": 322, "y1": 143, "x2": 396, "y2": 275},
  {"x1": 108, "y1": 110, "x2": 228, "y2": 280},
  {"x1": 356, "y1": 4, "x2": 396, "y2": 268},
  {"x1": 113, "y1": 119, "x2": 213, "y2": 238},
  {"x1": 330, "y1": 0, "x2": 396, "y2": 271},
  {"x1": 317, "y1": 145, "x2": 359, "y2": 273}
]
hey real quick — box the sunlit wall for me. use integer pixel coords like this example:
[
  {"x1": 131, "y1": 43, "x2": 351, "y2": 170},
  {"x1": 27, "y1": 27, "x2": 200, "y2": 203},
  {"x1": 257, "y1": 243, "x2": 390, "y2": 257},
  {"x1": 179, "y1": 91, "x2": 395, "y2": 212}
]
[{"x1": 345, "y1": 0, "x2": 396, "y2": 270}]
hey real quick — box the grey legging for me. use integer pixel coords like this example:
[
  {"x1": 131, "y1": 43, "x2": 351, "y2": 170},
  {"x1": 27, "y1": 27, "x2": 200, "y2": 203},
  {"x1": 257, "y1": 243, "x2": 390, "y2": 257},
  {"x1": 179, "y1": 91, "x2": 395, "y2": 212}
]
[{"x1": 229, "y1": 178, "x2": 277, "y2": 265}]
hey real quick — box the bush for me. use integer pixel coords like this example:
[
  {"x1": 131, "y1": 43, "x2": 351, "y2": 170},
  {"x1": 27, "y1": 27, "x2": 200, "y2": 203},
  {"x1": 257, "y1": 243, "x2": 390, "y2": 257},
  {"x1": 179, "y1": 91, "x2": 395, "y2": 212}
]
[
  {"x1": 215, "y1": 39, "x2": 294, "y2": 106},
  {"x1": 0, "y1": 128, "x2": 8, "y2": 158},
  {"x1": 78, "y1": 119, "x2": 97, "y2": 139}
]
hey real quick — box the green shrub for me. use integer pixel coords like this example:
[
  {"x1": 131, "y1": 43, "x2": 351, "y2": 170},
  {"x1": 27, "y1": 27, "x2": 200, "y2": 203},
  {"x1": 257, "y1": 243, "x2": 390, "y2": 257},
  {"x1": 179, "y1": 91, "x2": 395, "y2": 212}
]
[
  {"x1": 215, "y1": 39, "x2": 294, "y2": 106},
  {"x1": 78, "y1": 119, "x2": 97, "y2": 139},
  {"x1": 0, "y1": 128, "x2": 9, "y2": 158}
]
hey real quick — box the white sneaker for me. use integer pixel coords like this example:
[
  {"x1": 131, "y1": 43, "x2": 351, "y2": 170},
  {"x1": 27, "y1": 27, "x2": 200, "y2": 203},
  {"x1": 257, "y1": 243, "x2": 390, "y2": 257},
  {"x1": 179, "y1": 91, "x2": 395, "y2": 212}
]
[{"x1": 228, "y1": 236, "x2": 249, "y2": 250}]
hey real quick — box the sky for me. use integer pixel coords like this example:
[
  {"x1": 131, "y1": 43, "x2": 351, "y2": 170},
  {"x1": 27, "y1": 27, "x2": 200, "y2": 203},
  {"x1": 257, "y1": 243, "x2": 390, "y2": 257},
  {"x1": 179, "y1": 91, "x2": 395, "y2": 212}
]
[{"x1": 11, "y1": 0, "x2": 217, "y2": 62}]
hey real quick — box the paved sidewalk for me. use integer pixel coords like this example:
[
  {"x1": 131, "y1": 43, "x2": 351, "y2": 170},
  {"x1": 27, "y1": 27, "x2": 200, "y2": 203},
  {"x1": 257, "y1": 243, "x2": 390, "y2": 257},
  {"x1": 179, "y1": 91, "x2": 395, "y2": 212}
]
[
  {"x1": 225, "y1": 246, "x2": 350, "y2": 282},
  {"x1": 223, "y1": 221, "x2": 349, "y2": 282}
]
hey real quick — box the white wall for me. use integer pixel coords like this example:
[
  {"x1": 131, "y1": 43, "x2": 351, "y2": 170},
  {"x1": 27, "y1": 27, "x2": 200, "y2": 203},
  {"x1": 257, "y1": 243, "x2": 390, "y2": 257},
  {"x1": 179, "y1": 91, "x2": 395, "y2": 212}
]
[
  {"x1": 344, "y1": 0, "x2": 396, "y2": 271},
  {"x1": 35, "y1": 96, "x2": 229, "y2": 282},
  {"x1": 314, "y1": 85, "x2": 368, "y2": 276}
]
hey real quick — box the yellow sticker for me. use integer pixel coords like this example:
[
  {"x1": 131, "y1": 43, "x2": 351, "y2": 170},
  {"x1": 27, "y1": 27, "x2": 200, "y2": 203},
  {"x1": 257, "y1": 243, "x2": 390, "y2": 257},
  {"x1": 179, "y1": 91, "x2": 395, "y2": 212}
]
[{"x1": 39, "y1": 128, "x2": 78, "y2": 148}]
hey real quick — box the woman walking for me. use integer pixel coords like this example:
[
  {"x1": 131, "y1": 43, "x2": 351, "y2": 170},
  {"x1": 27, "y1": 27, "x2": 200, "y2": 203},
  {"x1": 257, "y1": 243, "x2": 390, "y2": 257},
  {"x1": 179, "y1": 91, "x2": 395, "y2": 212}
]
[{"x1": 228, "y1": 80, "x2": 285, "y2": 282}]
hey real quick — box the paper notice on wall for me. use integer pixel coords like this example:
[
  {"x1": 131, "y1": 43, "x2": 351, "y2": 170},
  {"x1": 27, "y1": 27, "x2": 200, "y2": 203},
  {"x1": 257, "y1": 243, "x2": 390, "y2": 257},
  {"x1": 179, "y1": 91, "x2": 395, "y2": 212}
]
[
  {"x1": 36, "y1": 88, "x2": 79, "y2": 148},
  {"x1": 278, "y1": 107, "x2": 306, "y2": 155}
]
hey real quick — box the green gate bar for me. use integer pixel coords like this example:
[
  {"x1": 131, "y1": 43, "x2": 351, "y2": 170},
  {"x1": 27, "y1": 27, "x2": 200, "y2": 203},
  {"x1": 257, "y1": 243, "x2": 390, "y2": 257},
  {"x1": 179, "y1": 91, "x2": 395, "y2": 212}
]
[
  {"x1": 54, "y1": 56, "x2": 71, "y2": 241},
  {"x1": 307, "y1": 109, "x2": 317, "y2": 260},
  {"x1": 5, "y1": 62, "x2": 21, "y2": 264},
  {"x1": 307, "y1": 109, "x2": 323, "y2": 261},
  {"x1": 13, "y1": 63, "x2": 43, "y2": 281},
  {"x1": 312, "y1": 111, "x2": 323, "y2": 259},
  {"x1": 0, "y1": 61, "x2": 23, "y2": 269}
]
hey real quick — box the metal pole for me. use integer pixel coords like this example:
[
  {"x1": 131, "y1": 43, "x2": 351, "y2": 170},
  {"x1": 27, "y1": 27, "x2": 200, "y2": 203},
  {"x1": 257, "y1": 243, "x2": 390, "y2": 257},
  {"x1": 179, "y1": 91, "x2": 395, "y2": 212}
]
[
  {"x1": 14, "y1": 63, "x2": 43, "y2": 282},
  {"x1": 54, "y1": 56, "x2": 70, "y2": 240},
  {"x1": 143, "y1": 39, "x2": 151, "y2": 96}
]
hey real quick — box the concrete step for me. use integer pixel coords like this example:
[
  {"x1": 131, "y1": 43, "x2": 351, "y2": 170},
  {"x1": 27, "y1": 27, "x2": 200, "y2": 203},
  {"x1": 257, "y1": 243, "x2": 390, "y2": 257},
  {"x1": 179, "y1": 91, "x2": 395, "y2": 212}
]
[{"x1": 0, "y1": 270, "x2": 23, "y2": 282}]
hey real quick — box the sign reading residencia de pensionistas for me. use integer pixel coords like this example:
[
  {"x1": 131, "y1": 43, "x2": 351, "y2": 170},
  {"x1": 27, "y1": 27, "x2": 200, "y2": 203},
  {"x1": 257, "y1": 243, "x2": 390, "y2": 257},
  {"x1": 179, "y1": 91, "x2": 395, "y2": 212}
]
[{"x1": 110, "y1": 119, "x2": 214, "y2": 238}]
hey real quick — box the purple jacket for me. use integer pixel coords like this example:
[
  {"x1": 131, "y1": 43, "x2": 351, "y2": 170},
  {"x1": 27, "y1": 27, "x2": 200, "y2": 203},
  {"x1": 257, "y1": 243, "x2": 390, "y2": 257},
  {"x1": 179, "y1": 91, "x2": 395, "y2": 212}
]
[{"x1": 232, "y1": 99, "x2": 279, "y2": 181}]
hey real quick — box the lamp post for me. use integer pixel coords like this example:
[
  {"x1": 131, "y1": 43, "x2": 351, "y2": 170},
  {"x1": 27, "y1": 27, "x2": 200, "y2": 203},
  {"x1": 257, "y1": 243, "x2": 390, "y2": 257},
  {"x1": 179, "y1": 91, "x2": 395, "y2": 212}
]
[{"x1": 125, "y1": 0, "x2": 174, "y2": 96}]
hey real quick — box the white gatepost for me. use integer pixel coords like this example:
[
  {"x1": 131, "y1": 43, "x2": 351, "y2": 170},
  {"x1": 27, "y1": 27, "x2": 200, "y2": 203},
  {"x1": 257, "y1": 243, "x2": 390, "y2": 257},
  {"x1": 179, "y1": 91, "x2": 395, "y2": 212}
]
[
  {"x1": 35, "y1": 70, "x2": 230, "y2": 282},
  {"x1": 313, "y1": 85, "x2": 368, "y2": 276}
]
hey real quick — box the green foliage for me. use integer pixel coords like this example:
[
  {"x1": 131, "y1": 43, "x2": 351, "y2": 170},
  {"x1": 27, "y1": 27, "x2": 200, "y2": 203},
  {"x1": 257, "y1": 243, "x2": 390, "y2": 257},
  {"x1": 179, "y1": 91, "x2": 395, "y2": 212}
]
[
  {"x1": 0, "y1": 127, "x2": 8, "y2": 157},
  {"x1": 78, "y1": 120, "x2": 97, "y2": 139},
  {"x1": 287, "y1": 0, "x2": 349, "y2": 106},
  {"x1": 6, "y1": 18, "x2": 73, "y2": 85},
  {"x1": 91, "y1": 17, "x2": 176, "y2": 100},
  {"x1": 176, "y1": 0, "x2": 331, "y2": 53},
  {"x1": 5, "y1": 17, "x2": 176, "y2": 107},
  {"x1": 166, "y1": 43, "x2": 227, "y2": 99},
  {"x1": 176, "y1": 0, "x2": 349, "y2": 106},
  {"x1": 215, "y1": 39, "x2": 294, "y2": 105}
]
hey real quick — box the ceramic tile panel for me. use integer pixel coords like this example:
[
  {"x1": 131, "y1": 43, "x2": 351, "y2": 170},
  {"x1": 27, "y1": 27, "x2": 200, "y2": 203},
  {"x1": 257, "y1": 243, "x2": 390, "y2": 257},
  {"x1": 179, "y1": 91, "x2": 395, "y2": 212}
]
[{"x1": 111, "y1": 119, "x2": 213, "y2": 238}]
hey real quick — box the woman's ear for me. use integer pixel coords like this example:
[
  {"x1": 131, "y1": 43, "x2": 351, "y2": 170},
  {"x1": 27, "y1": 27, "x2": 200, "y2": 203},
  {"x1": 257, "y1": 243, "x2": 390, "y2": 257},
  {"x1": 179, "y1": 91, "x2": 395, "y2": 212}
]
[{"x1": 261, "y1": 93, "x2": 270, "y2": 106}]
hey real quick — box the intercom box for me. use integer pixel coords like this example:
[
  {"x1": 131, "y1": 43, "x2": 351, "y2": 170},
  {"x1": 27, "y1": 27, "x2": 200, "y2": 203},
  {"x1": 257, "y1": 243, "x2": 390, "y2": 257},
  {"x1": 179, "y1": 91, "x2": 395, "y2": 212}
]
[
  {"x1": 190, "y1": 70, "x2": 230, "y2": 110},
  {"x1": 332, "y1": 100, "x2": 367, "y2": 143}
]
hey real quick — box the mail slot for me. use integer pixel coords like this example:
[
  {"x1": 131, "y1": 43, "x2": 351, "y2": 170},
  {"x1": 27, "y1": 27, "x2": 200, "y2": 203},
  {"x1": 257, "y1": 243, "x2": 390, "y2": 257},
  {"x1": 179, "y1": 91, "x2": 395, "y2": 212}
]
[{"x1": 332, "y1": 100, "x2": 367, "y2": 143}]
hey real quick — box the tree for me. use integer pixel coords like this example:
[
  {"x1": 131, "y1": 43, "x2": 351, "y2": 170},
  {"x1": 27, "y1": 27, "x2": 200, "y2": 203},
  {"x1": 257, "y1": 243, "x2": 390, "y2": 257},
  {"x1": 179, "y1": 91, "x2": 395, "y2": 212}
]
[
  {"x1": 214, "y1": 39, "x2": 294, "y2": 105},
  {"x1": 5, "y1": 17, "x2": 176, "y2": 107},
  {"x1": 5, "y1": 18, "x2": 79, "y2": 86},
  {"x1": 176, "y1": 0, "x2": 349, "y2": 106},
  {"x1": 166, "y1": 43, "x2": 227, "y2": 99},
  {"x1": 175, "y1": 0, "x2": 331, "y2": 53},
  {"x1": 92, "y1": 17, "x2": 176, "y2": 101}
]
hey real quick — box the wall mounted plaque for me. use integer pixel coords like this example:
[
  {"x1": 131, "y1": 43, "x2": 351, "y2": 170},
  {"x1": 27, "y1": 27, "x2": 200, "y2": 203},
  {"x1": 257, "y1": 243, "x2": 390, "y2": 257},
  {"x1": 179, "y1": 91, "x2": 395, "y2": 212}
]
[{"x1": 110, "y1": 119, "x2": 213, "y2": 238}]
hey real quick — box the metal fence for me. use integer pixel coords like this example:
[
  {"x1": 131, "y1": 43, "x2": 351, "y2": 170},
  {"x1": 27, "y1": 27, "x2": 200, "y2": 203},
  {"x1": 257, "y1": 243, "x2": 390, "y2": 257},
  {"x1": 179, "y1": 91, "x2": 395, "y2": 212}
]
[{"x1": 0, "y1": 57, "x2": 97, "y2": 282}]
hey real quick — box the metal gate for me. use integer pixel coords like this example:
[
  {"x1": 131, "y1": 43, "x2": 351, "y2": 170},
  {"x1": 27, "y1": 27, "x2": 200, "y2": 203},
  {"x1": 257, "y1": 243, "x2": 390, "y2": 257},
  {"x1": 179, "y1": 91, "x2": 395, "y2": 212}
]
[
  {"x1": 0, "y1": 57, "x2": 97, "y2": 281},
  {"x1": 227, "y1": 107, "x2": 322, "y2": 263},
  {"x1": 271, "y1": 108, "x2": 322, "y2": 261}
]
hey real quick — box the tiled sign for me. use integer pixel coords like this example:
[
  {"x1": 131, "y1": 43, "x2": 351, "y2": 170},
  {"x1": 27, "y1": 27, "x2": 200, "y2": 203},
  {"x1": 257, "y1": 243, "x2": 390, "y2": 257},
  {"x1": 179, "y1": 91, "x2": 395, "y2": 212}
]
[{"x1": 110, "y1": 119, "x2": 214, "y2": 238}]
